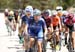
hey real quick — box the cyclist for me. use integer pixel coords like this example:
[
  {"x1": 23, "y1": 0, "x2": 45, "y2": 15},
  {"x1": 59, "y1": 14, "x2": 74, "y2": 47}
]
[
  {"x1": 14, "y1": 10, "x2": 20, "y2": 31},
  {"x1": 28, "y1": 9, "x2": 47, "y2": 52},
  {"x1": 61, "y1": 11, "x2": 69, "y2": 45},
  {"x1": 4, "y1": 9, "x2": 9, "y2": 25},
  {"x1": 64, "y1": 13, "x2": 75, "y2": 50},
  {"x1": 7, "y1": 10, "x2": 14, "y2": 35},
  {"x1": 42, "y1": 10, "x2": 53, "y2": 41},
  {"x1": 4, "y1": 9, "x2": 9, "y2": 17},
  {"x1": 51, "y1": 10, "x2": 62, "y2": 49},
  {"x1": 18, "y1": 5, "x2": 33, "y2": 50}
]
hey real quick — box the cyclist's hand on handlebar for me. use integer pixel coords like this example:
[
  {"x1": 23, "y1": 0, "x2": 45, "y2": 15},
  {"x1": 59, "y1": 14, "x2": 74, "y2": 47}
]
[
  {"x1": 44, "y1": 33, "x2": 47, "y2": 40},
  {"x1": 59, "y1": 28, "x2": 62, "y2": 32},
  {"x1": 51, "y1": 29, "x2": 53, "y2": 32},
  {"x1": 24, "y1": 32, "x2": 29, "y2": 36}
]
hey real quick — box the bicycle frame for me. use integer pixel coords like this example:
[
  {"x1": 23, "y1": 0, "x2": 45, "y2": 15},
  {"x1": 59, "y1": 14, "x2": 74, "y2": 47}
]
[{"x1": 51, "y1": 30, "x2": 58, "y2": 52}]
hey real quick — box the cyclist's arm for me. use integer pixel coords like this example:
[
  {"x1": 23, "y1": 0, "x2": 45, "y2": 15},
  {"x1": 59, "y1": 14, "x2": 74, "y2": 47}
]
[
  {"x1": 5, "y1": 16, "x2": 8, "y2": 22},
  {"x1": 13, "y1": 17, "x2": 16, "y2": 23},
  {"x1": 42, "y1": 20, "x2": 48, "y2": 36},
  {"x1": 74, "y1": 23, "x2": 75, "y2": 30},
  {"x1": 50, "y1": 23, "x2": 53, "y2": 32},
  {"x1": 73, "y1": 17, "x2": 75, "y2": 30},
  {"x1": 44, "y1": 27, "x2": 47, "y2": 35},
  {"x1": 18, "y1": 16, "x2": 20, "y2": 23},
  {"x1": 50, "y1": 18, "x2": 53, "y2": 32},
  {"x1": 23, "y1": 19, "x2": 28, "y2": 34},
  {"x1": 24, "y1": 24, "x2": 28, "y2": 34}
]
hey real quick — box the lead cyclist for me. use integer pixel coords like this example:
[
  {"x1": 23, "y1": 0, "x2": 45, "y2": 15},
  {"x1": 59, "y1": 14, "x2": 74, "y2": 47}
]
[{"x1": 27, "y1": 9, "x2": 47, "y2": 52}]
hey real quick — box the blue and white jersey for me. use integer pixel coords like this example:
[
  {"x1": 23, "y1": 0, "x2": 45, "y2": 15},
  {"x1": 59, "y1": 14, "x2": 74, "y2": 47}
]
[
  {"x1": 28, "y1": 17, "x2": 46, "y2": 35},
  {"x1": 22, "y1": 15, "x2": 33, "y2": 24}
]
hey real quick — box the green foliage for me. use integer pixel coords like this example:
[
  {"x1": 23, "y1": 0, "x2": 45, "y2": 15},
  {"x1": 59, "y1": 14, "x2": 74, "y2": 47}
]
[{"x1": 0, "y1": 0, "x2": 75, "y2": 10}]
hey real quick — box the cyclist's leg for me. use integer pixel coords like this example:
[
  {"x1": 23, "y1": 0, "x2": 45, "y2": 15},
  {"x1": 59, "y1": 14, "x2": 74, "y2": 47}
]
[
  {"x1": 71, "y1": 26, "x2": 75, "y2": 50},
  {"x1": 72, "y1": 33, "x2": 75, "y2": 50},
  {"x1": 72, "y1": 32, "x2": 74, "y2": 50},
  {"x1": 64, "y1": 25, "x2": 69, "y2": 45},
  {"x1": 29, "y1": 37, "x2": 35, "y2": 48},
  {"x1": 67, "y1": 25, "x2": 73, "y2": 51},
  {"x1": 11, "y1": 20, "x2": 15, "y2": 35},
  {"x1": 18, "y1": 22, "x2": 25, "y2": 37},
  {"x1": 8, "y1": 19, "x2": 13, "y2": 35},
  {"x1": 53, "y1": 26, "x2": 60, "y2": 50},
  {"x1": 28, "y1": 33, "x2": 35, "y2": 51},
  {"x1": 5, "y1": 18, "x2": 10, "y2": 32},
  {"x1": 54, "y1": 26, "x2": 59, "y2": 44},
  {"x1": 29, "y1": 37, "x2": 35, "y2": 52},
  {"x1": 18, "y1": 27, "x2": 22, "y2": 39},
  {"x1": 56, "y1": 32, "x2": 60, "y2": 44},
  {"x1": 37, "y1": 30, "x2": 43, "y2": 52},
  {"x1": 24, "y1": 35, "x2": 33, "y2": 51},
  {"x1": 21, "y1": 23, "x2": 27, "y2": 48}
]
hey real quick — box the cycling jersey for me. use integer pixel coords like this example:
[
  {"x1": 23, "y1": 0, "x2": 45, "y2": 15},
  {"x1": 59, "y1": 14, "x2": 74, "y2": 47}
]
[
  {"x1": 4, "y1": 12, "x2": 9, "y2": 17},
  {"x1": 28, "y1": 17, "x2": 46, "y2": 41},
  {"x1": 51, "y1": 15, "x2": 60, "y2": 27},
  {"x1": 8, "y1": 15, "x2": 14, "y2": 22},
  {"x1": 14, "y1": 16, "x2": 20, "y2": 23},
  {"x1": 64, "y1": 16, "x2": 75, "y2": 31},
  {"x1": 22, "y1": 15, "x2": 33, "y2": 24},
  {"x1": 64, "y1": 17, "x2": 75, "y2": 26},
  {"x1": 43, "y1": 16, "x2": 51, "y2": 28},
  {"x1": 60, "y1": 15, "x2": 67, "y2": 25}
]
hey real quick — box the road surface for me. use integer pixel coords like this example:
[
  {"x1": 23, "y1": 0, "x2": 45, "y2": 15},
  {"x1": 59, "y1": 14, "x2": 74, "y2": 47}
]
[{"x1": 0, "y1": 13, "x2": 69, "y2": 52}]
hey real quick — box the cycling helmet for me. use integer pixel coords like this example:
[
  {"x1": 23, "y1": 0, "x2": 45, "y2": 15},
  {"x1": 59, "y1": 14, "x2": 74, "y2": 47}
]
[
  {"x1": 67, "y1": 13, "x2": 74, "y2": 19},
  {"x1": 62, "y1": 11, "x2": 68, "y2": 16},
  {"x1": 5, "y1": 9, "x2": 9, "y2": 12},
  {"x1": 14, "y1": 10, "x2": 18, "y2": 16},
  {"x1": 25, "y1": 5, "x2": 33, "y2": 16},
  {"x1": 45, "y1": 9, "x2": 52, "y2": 16},
  {"x1": 56, "y1": 6, "x2": 63, "y2": 11},
  {"x1": 43, "y1": 10, "x2": 49, "y2": 17},
  {"x1": 9, "y1": 10, "x2": 14, "y2": 16},
  {"x1": 52, "y1": 10, "x2": 57, "y2": 15},
  {"x1": 33, "y1": 9, "x2": 41, "y2": 16}
]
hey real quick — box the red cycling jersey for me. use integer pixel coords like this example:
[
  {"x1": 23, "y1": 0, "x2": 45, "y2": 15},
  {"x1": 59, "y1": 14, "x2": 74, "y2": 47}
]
[
  {"x1": 64, "y1": 17, "x2": 75, "y2": 26},
  {"x1": 44, "y1": 16, "x2": 52, "y2": 28}
]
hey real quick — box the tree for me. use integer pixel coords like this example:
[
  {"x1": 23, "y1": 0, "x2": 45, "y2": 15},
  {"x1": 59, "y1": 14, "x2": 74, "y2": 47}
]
[{"x1": 0, "y1": 0, "x2": 75, "y2": 10}]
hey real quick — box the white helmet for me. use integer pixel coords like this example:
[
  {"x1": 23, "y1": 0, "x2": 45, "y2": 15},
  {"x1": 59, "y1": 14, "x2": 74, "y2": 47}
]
[
  {"x1": 62, "y1": 10, "x2": 68, "y2": 15},
  {"x1": 56, "y1": 6, "x2": 63, "y2": 11},
  {"x1": 46, "y1": 9, "x2": 52, "y2": 16},
  {"x1": 9, "y1": 10, "x2": 14, "y2": 15},
  {"x1": 33, "y1": 9, "x2": 41, "y2": 16},
  {"x1": 52, "y1": 10, "x2": 57, "y2": 15},
  {"x1": 5, "y1": 9, "x2": 9, "y2": 12},
  {"x1": 25, "y1": 5, "x2": 33, "y2": 16}
]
